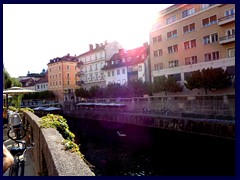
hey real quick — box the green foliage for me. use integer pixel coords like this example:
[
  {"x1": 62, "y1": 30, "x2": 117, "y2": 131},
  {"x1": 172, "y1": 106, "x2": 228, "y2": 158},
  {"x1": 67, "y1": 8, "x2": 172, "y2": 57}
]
[
  {"x1": 185, "y1": 68, "x2": 232, "y2": 94},
  {"x1": 62, "y1": 140, "x2": 84, "y2": 158},
  {"x1": 39, "y1": 114, "x2": 94, "y2": 168},
  {"x1": 75, "y1": 87, "x2": 89, "y2": 98},
  {"x1": 3, "y1": 69, "x2": 22, "y2": 89},
  {"x1": 22, "y1": 91, "x2": 56, "y2": 100},
  {"x1": 153, "y1": 75, "x2": 183, "y2": 95},
  {"x1": 40, "y1": 114, "x2": 75, "y2": 141},
  {"x1": 19, "y1": 107, "x2": 34, "y2": 113}
]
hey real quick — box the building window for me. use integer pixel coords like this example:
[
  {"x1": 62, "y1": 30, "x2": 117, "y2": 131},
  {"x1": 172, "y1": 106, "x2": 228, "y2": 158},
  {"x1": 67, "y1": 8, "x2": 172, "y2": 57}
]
[
  {"x1": 225, "y1": 8, "x2": 235, "y2": 16},
  {"x1": 204, "y1": 51, "x2": 219, "y2": 61},
  {"x1": 166, "y1": 15, "x2": 176, "y2": 25},
  {"x1": 153, "y1": 49, "x2": 163, "y2": 57},
  {"x1": 184, "y1": 39, "x2": 196, "y2": 49},
  {"x1": 117, "y1": 69, "x2": 120, "y2": 75},
  {"x1": 122, "y1": 79, "x2": 126, "y2": 84},
  {"x1": 154, "y1": 63, "x2": 163, "y2": 70},
  {"x1": 183, "y1": 23, "x2": 195, "y2": 33},
  {"x1": 185, "y1": 56, "x2": 197, "y2": 65},
  {"x1": 112, "y1": 70, "x2": 114, "y2": 76},
  {"x1": 202, "y1": 15, "x2": 217, "y2": 27},
  {"x1": 139, "y1": 65, "x2": 142, "y2": 72},
  {"x1": 182, "y1": 8, "x2": 195, "y2": 18},
  {"x1": 108, "y1": 72, "x2": 110, "y2": 77},
  {"x1": 169, "y1": 60, "x2": 179, "y2": 68},
  {"x1": 67, "y1": 81, "x2": 70, "y2": 85},
  {"x1": 90, "y1": 65, "x2": 92, "y2": 71},
  {"x1": 67, "y1": 73, "x2": 70, "y2": 78},
  {"x1": 67, "y1": 65, "x2": 70, "y2": 70},
  {"x1": 203, "y1": 33, "x2": 218, "y2": 44},
  {"x1": 201, "y1": 4, "x2": 215, "y2": 10},
  {"x1": 95, "y1": 73, "x2": 98, "y2": 80},
  {"x1": 95, "y1": 64, "x2": 98, "y2": 70},
  {"x1": 167, "y1": 29, "x2": 177, "y2": 39},
  {"x1": 168, "y1": 45, "x2": 178, "y2": 53},
  {"x1": 59, "y1": 81, "x2": 61, "y2": 86},
  {"x1": 153, "y1": 35, "x2": 162, "y2": 43},
  {"x1": 122, "y1": 68, "x2": 125, "y2": 74},
  {"x1": 227, "y1": 48, "x2": 235, "y2": 58},
  {"x1": 226, "y1": 28, "x2": 235, "y2": 36}
]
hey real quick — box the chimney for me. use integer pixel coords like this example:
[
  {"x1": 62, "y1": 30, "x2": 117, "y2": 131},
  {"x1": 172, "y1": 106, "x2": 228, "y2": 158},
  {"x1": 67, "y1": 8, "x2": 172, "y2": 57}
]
[
  {"x1": 89, "y1": 44, "x2": 93, "y2": 51},
  {"x1": 96, "y1": 43, "x2": 99, "y2": 49}
]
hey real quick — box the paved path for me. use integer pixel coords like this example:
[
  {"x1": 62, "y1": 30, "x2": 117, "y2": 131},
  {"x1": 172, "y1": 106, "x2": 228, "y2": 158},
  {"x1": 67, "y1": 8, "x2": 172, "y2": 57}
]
[{"x1": 3, "y1": 125, "x2": 37, "y2": 176}]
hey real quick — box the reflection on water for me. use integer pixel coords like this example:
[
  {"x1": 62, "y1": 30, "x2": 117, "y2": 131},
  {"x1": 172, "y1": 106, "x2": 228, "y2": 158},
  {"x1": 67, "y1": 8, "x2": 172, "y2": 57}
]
[{"x1": 68, "y1": 118, "x2": 235, "y2": 176}]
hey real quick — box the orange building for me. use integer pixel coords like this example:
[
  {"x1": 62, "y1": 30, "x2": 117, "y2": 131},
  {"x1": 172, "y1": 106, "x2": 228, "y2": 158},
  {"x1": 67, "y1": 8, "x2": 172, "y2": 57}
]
[
  {"x1": 47, "y1": 54, "x2": 80, "y2": 103},
  {"x1": 150, "y1": 4, "x2": 235, "y2": 86}
]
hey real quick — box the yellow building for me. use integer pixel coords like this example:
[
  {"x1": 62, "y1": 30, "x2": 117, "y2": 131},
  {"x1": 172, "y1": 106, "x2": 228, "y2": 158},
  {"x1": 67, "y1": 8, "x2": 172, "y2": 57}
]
[
  {"x1": 47, "y1": 54, "x2": 80, "y2": 103},
  {"x1": 150, "y1": 4, "x2": 235, "y2": 85}
]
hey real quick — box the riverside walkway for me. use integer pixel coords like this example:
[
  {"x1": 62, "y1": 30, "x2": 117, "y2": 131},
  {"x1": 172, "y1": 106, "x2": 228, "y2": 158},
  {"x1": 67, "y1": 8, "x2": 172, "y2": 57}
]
[{"x1": 3, "y1": 124, "x2": 37, "y2": 176}]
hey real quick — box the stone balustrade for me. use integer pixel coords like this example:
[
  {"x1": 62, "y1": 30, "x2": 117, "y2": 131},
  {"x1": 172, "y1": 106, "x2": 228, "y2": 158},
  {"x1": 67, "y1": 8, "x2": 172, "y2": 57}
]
[{"x1": 21, "y1": 111, "x2": 95, "y2": 176}]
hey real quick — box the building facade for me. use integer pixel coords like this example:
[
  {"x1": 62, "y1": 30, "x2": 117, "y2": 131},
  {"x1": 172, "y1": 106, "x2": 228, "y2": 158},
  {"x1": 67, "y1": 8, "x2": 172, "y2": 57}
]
[
  {"x1": 102, "y1": 43, "x2": 150, "y2": 85},
  {"x1": 47, "y1": 54, "x2": 80, "y2": 103},
  {"x1": 150, "y1": 4, "x2": 235, "y2": 85},
  {"x1": 77, "y1": 41, "x2": 122, "y2": 90}
]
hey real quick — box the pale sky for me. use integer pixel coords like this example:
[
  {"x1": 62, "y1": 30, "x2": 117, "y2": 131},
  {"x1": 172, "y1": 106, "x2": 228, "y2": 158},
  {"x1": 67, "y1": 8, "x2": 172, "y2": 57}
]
[{"x1": 3, "y1": 4, "x2": 173, "y2": 78}]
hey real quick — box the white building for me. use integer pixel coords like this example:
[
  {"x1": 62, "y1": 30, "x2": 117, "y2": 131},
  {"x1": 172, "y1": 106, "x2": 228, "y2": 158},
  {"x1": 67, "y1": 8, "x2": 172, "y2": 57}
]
[
  {"x1": 102, "y1": 43, "x2": 150, "y2": 85},
  {"x1": 77, "y1": 41, "x2": 122, "y2": 90}
]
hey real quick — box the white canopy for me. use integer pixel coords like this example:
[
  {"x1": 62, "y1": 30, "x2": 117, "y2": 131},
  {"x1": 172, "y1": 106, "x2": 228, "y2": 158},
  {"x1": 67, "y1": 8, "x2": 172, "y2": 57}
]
[{"x1": 3, "y1": 87, "x2": 36, "y2": 95}]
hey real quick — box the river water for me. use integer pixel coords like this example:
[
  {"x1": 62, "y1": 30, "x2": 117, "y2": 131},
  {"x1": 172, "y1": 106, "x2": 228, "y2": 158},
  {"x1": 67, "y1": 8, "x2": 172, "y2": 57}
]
[{"x1": 67, "y1": 117, "x2": 235, "y2": 176}]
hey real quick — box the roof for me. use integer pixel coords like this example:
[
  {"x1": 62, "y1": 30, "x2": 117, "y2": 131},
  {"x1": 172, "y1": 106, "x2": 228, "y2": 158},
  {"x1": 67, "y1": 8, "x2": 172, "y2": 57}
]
[
  {"x1": 36, "y1": 77, "x2": 48, "y2": 84},
  {"x1": 48, "y1": 54, "x2": 78, "y2": 65},
  {"x1": 77, "y1": 44, "x2": 107, "y2": 58},
  {"x1": 102, "y1": 44, "x2": 149, "y2": 70}
]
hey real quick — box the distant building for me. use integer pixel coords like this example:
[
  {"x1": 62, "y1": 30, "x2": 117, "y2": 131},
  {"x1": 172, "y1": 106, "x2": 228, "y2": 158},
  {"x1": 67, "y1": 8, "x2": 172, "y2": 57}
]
[
  {"x1": 102, "y1": 43, "x2": 150, "y2": 85},
  {"x1": 150, "y1": 4, "x2": 235, "y2": 86},
  {"x1": 20, "y1": 77, "x2": 38, "y2": 90},
  {"x1": 35, "y1": 74, "x2": 48, "y2": 92},
  {"x1": 76, "y1": 41, "x2": 122, "y2": 90},
  {"x1": 47, "y1": 54, "x2": 80, "y2": 103}
]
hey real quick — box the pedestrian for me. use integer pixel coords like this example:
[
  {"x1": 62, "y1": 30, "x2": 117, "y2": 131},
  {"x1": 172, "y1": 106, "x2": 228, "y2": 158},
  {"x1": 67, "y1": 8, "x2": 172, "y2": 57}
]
[{"x1": 3, "y1": 144, "x2": 14, "y2": 173}]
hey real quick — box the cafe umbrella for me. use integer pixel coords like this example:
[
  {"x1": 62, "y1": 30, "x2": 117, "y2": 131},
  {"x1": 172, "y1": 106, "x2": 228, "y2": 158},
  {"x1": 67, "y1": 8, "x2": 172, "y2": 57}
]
[{"x1": 3, "y1": 87, "x2": 36, "y2": 109}]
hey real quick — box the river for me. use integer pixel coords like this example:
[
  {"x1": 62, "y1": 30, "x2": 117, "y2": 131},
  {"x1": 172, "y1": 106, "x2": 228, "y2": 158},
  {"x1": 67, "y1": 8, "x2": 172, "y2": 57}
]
[{"x1": 66, "y1": 117, "x2": 235, "y2": 176}]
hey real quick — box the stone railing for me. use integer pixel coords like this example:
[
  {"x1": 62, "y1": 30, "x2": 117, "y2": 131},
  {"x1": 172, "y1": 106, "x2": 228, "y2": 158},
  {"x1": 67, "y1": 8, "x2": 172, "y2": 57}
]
[{"x1": 21, "y1": 111, "x2": 95, "y2": 176}]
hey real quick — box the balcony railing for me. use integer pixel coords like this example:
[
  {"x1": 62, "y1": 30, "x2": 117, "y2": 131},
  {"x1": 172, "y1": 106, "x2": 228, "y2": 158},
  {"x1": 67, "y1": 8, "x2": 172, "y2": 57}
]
[
  {"x1": 219, "y1": 34, "x2": 235, "y2": 44},
  {"x1": 218, "y1": 13, "x2": 235, "y2": 25}
]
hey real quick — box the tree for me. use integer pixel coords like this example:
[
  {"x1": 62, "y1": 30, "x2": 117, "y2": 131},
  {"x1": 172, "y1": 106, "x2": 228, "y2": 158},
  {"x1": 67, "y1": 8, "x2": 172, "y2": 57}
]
[
  {"x1": 3, "y1": 69, "x2": 22, "y2": 89},
  {"x1": 153, "y1": 75, "x2": 182, "y2": 95},
  {"x1": 185, "y1": 68, "x2": 232, "y2": 94},
  {"x1": 75, "y1": 87, "x2": 89, "y2": 99}
]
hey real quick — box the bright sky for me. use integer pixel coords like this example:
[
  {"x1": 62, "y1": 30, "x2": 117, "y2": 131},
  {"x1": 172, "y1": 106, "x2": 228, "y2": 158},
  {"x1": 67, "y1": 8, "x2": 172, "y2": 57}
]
[{"x1": 3, "y1": 4, "x2": 173, "y2": 78}]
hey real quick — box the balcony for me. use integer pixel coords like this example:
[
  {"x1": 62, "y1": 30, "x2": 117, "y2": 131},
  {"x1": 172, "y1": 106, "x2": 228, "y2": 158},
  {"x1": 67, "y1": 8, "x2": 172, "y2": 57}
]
[
  {"x1": 218, "y1": 13, "x2": 235, "y2": 26},
  {"x1": 219, "y1": 34, "x2": 235, "y2": 44}
]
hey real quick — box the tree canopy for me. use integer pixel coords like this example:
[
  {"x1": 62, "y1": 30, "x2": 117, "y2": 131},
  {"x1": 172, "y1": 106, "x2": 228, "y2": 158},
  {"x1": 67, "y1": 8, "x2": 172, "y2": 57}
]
[{"x1": 185, "y1": 68, "x2": 232, "y2": 94}]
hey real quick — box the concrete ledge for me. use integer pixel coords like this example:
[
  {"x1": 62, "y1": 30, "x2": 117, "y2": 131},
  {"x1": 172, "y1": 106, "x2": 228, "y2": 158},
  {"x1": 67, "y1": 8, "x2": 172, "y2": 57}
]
[{"x1": 23, "y1": 111, "x2": 95, "y2": 176}]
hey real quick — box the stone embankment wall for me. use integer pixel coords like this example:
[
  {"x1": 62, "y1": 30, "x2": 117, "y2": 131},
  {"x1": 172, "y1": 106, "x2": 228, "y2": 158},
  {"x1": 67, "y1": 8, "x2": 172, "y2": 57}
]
[
  {"x1": 64, "y1": 110, "x2": 235, "y2": 139},
  {"x1": 22, "y1": 111, "x2": 95, "y2": 176},
  {"x1": 67, "y1": 94, "x2": 235, "y2": 117}
]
